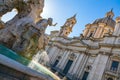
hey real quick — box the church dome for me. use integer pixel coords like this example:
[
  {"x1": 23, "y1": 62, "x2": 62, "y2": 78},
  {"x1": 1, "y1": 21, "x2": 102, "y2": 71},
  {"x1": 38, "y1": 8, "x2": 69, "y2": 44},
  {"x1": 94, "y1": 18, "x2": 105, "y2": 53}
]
[
  {"x1": 93, "y1": 9, "x2": 116, "y2": 27},
  {"x1": 93, "y1": 17, "x2": 116, "y2": 27}
]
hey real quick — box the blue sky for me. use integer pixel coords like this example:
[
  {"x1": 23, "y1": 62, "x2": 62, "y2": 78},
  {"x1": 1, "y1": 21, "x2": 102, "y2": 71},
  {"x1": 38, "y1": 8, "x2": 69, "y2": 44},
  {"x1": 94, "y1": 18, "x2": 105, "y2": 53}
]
[{"x1": 1, "y1": 0, "x2": 120, "y2": 37}]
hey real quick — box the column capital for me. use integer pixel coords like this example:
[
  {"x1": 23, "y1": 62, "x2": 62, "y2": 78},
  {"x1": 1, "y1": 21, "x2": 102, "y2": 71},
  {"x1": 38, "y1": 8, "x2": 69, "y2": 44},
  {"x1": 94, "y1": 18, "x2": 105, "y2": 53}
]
[
  {"x1": 99, "y1": 51, "x2": 112, "y2": 56},
  {"x1": 116, "y1": 16, "x2": 120, "y2": 23}
]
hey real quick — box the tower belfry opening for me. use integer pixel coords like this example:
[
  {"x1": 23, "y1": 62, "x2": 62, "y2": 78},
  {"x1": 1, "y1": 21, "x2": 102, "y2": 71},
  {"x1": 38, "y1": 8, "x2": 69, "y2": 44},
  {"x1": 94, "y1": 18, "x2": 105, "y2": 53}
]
[{"x1": 59, "y1": 14, "x2": 77, "y2": 37}]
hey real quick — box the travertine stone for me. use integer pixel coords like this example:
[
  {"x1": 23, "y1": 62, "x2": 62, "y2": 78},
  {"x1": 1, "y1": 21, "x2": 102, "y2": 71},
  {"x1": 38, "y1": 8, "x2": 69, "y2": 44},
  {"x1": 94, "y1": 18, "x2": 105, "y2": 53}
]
[
  {"x1": 47, "y1": 10, "x2": 120, "y2": 80},
  {"x1": 87, "y1": 54, "x2": 108, "y2": 80},
  {"x1": 113, "y1": 17, "x2": 120, "y2": 36},
  {"x1": 57, "y1": 50, "x2": 70, "y2": 69},
  {"x1": 0, "y1": 0, "x2": 57, "y2": 59}
]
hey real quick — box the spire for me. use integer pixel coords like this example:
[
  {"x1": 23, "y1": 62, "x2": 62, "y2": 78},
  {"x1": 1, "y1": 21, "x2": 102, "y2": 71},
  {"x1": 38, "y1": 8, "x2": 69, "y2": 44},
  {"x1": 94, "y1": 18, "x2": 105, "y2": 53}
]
[
  {"x1": 67, "y1": 14, "x2": 76, "y2": 19},
  {"x1": 105, "y1": 8, "x2": 114, "y2": 18},
  {"x1": 66, "y1": 14, "x2": 77, "y2": 26},
  {"x1": 110, "y1": 8, "x2": 113, "y2": 12},
  {"x1": 73, "y1": 13, "x2": 77, "y2": 18},
  {"x1": 59, "y1": 14, "x2": 77, "y2": 37}
]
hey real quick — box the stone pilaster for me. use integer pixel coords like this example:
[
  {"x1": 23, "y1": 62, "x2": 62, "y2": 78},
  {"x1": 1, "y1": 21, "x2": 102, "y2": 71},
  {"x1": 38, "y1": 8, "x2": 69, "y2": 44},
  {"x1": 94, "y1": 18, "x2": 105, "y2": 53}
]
[
  {"x1": 94, "y1": 23, "x2": 106, "y2": 38},
  {"x1": 50, "y1": 47, "x2": 61, "y2": 64},
  {"x1": 62, "y1": 51, "x2": 71, "y2": 70},
  {"x1": 113, "y1": 16, "x2": 120, "y2": 36},
  {"x1": 68, "y1": 52, "x2": 78, "y2": 73},
  {"x1": 87, "y1": 54, "x2": 109, "y2": 80},
  {"x1": 57, "y1": 50, "x2": 68, "y2": 69},
  {"x1": 79, "y1": 54, "x2": 89, "y2": 78},
  {"x1": 72, "y1": 53, "x2": 84, "y2": 74},
  {"x1": 83, "y1": 24, "x2": 91, "y2": 37},
  {"x1": 48, "y1": 47, "x2": 57, "y2": 61},
  {"x1": 55, "y1": 49, "x2": 65, "y2": 67}
]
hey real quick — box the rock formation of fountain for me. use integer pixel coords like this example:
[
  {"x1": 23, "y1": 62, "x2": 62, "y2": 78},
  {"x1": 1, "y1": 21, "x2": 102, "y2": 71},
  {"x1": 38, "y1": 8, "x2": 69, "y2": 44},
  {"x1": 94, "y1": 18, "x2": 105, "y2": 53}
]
[{"x1": 0, "y1": 0, "x2": 55, "y2": 59}]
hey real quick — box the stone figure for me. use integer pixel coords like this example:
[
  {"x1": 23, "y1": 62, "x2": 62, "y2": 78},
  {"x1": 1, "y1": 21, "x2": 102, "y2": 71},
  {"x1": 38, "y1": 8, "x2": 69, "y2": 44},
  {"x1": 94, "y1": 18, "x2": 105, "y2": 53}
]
[
  {"x1": 0, "y1": 0, "x2": 56, "y2": 59},
  {"x1": 37, "y1": 18, "x2": 57, "y2": 50},
  {"x1": 0, "y1": 0, "x2": 44, "y2": 47},
  {"x1": 12, "y1": 23, "x2": 40, "y2": 58}
]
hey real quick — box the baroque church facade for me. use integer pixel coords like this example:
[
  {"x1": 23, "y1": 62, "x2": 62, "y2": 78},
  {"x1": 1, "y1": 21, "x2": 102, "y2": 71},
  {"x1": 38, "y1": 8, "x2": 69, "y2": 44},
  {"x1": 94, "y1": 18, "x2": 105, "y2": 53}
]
[{"x1": 46, "y1": 10, "x2": 120, "y2": 80}]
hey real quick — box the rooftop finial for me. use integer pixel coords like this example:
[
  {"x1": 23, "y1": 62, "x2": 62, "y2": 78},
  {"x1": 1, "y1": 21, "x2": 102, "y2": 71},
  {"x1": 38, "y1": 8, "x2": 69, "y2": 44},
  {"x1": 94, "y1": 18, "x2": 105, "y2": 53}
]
[
  {"x1": 111, "y1": 8, "x2": 113, "y2": 12},
  {"x1": 73, "y1": 13, "x2": 77, "y2": 18},
  {"x1": 105, "y1": 9, "x2": 114, "y2": 18}
]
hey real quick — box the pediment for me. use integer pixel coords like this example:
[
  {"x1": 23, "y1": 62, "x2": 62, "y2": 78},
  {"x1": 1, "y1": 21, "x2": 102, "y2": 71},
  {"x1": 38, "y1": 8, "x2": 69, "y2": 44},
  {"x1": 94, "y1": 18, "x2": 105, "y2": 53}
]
[{"x1": 68, "y1": 40, "x2": 87, "y2": 47}]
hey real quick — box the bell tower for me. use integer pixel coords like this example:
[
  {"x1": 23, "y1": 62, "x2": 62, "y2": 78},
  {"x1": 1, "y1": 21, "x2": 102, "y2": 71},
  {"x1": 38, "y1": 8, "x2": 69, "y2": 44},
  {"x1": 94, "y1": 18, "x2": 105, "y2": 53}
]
[{"x1": 59, "y1": 14, "x2": 77, "y2": 37}]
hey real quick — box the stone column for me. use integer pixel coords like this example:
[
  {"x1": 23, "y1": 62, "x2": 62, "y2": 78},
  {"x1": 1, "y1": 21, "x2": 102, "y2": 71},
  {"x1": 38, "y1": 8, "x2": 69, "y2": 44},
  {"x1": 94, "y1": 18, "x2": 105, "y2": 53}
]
[
  {"x1": 59, "y1": 51, "x2": 70, "y2": 69},
  {"x1": 94, "y1": 23, "x2": 105, "y2": 38},
  {"x1": 61, "y1": 51, "x2": 71, "y2": 70},
  {"x1": 50, "y1": 47, "x2": 61, "y2": 64},
  {"x1": 66, "y1": 52, "x2": 85, "y2": 78},
  {"x1": 56, "y1": 50, "x2": 68, "y2": 69},
  {"x1": 87, "y1": 54, "x2": 109, "y2": 80},
  {"x1": 101, "y1": 29, "x2": 107, "y2": 37},
  {"x1": 97, "y1": 27, "x2": 104, "y2": 38},
  {"x1": 94, "y1": 27, "x2": 100, "y2": 38},
  {"x1": 72, "y1": 53, "x2": 84, "y2": 74},
  {"x1": 79, "y1": 54, "x2": 89, "y2": 78},
  {"x1": 68, "y1": 53, "x2": 78, "y2": 73},
  {"x1": 83, "y1": 24, "x2": 91, "y2": 37},
  {"x1": 113, "y1": 16, "x2": 120, "y2": 36},
  {"x1": 55, "y1": 49, "x2": 65, "y2": 67},
  {"x1": 48, "y1": 46, "x2": 57, "y2": 61}
]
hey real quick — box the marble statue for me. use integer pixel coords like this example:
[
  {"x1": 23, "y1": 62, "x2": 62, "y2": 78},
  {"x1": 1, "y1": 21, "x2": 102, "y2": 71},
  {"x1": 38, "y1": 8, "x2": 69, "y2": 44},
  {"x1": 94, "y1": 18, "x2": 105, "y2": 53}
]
[
  {"x1": 37, "y1": 18, "x2": 57, "y2": 50},
  {"x1": 0, "y1": 0, "x2": 56, "y2": 59}
]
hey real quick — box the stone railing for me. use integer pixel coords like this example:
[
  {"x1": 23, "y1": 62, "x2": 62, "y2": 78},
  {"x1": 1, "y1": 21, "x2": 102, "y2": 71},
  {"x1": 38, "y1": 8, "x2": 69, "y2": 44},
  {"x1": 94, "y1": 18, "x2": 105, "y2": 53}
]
[{"x1": 105, "y1": 68, "x2": 119, "y2": 77}]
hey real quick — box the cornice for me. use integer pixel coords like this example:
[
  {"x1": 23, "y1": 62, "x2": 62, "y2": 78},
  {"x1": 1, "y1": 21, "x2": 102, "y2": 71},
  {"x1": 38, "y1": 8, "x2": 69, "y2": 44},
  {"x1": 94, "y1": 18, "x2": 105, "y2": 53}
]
[
  {"x1": 99, "y1": 51, "x2": 112, "y2": 56},
  {"x1": 99, "y1": 43, "x2": 120, "y2": 48}
]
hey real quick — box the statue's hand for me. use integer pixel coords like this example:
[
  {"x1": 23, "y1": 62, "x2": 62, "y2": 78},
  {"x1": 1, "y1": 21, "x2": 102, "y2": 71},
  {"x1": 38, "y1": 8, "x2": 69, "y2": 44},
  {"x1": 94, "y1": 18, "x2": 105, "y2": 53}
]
[{"x1": 52, "y1": 23, "x2": 57, "y2": 26}]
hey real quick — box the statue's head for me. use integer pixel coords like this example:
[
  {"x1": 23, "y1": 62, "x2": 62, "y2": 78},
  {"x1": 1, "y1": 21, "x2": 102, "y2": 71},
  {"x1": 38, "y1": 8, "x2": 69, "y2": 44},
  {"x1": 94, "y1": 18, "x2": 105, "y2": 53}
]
[{"x1": 48, "y1": 18, "x2": 53, "y2": 26}]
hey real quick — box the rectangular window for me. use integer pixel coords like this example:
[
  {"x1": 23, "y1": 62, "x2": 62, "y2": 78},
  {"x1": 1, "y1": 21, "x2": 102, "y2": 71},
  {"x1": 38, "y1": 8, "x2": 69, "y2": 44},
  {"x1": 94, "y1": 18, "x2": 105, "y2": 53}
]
[
  {"x1": 82, "y1": 71, "x2": 89, "y2": 80},
  {"x1": 110, "y1": 61, "x2": 119, "y2": 71},
  {"x1": 63, "y1": 60, "x2": 73, "y2": 75},
  {"x1": 53, "y1": 60, "x2": 59, "y2": 67}
]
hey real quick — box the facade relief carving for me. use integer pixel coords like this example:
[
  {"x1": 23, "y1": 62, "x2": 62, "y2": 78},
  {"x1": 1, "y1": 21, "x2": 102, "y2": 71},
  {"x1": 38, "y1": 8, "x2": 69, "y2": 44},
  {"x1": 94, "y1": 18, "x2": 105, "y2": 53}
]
[{"x1": 69, "y1": 53, "x2": 76, "y2": 60}]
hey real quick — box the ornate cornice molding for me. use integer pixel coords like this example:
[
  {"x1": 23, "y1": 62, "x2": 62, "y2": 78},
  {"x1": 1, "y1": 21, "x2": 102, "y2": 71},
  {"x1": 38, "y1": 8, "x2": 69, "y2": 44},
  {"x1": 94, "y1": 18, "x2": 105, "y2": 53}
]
[
  {"x1": 100, "y1": 43, "x2": 120, "y2": 48},
  {"x1": 99, "y1": 51, "x2": 112, "y2": 56}
]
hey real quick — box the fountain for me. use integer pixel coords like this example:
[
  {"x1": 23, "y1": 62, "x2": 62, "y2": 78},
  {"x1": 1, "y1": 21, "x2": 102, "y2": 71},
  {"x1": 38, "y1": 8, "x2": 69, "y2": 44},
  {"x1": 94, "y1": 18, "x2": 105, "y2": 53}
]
[{"x1": 0, "y1": 0, "x2": 60, "y2": 80}]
